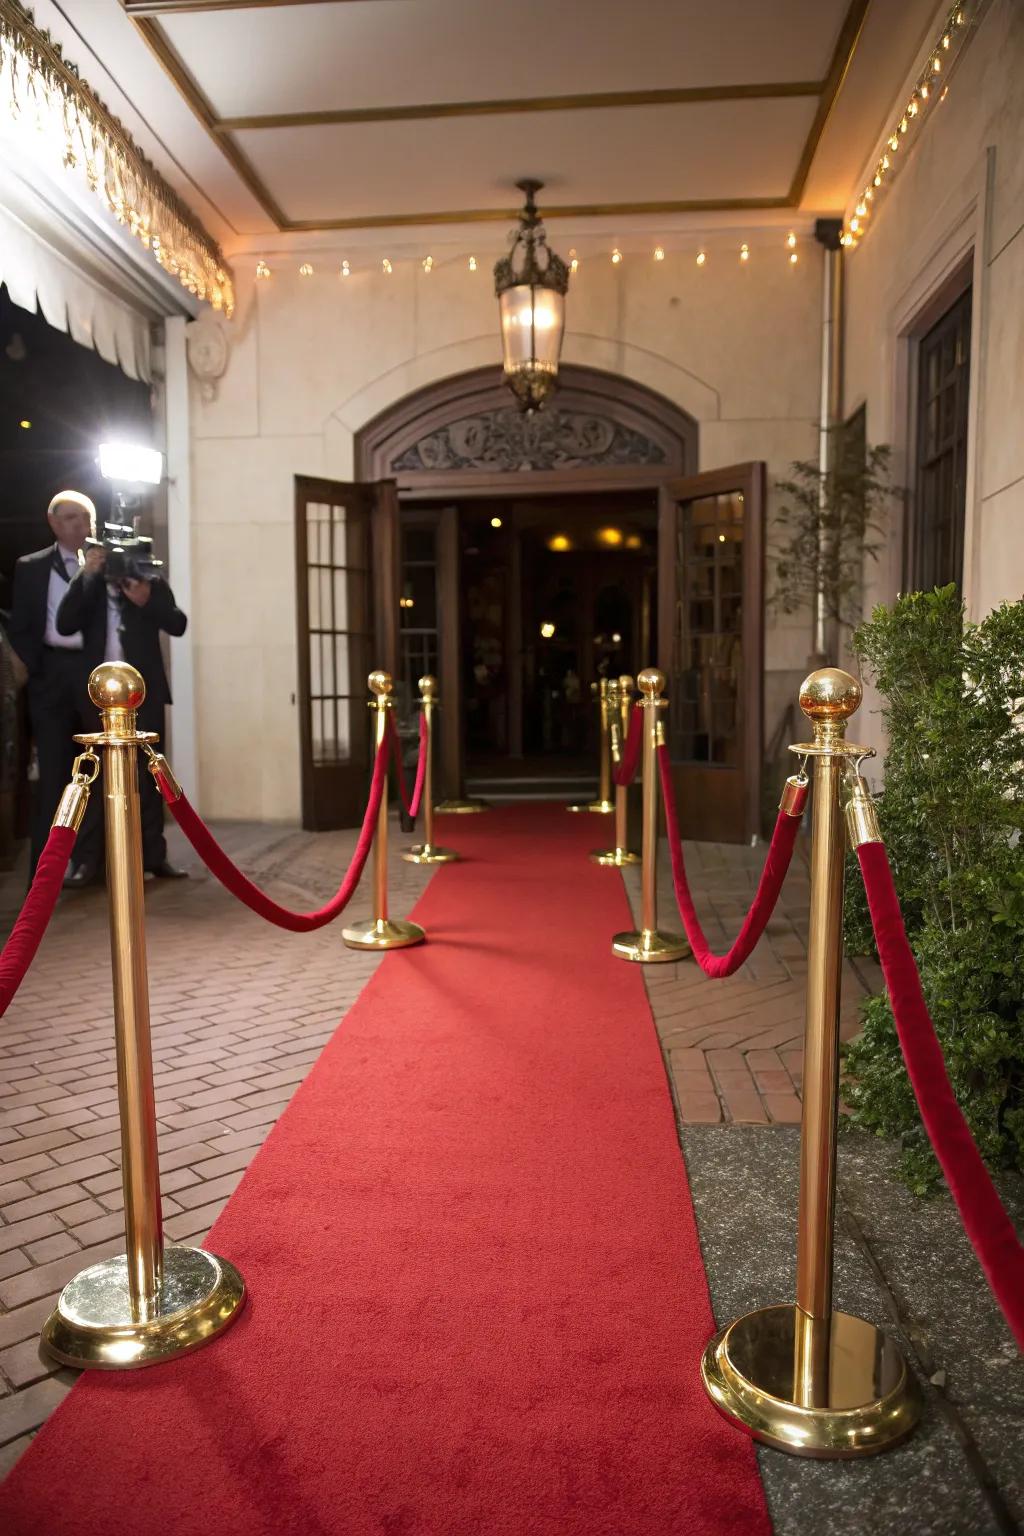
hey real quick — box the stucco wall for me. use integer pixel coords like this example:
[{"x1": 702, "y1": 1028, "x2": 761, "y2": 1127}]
[{"x1": 189, "y1": 240, "x2": 822, "y2": 820}]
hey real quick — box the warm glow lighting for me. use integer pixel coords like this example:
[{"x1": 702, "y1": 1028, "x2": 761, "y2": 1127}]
[
  {"x1": 490, "y1": 516, "x2": 502, "y2": 528},
  {"x1": 611, "y1": 632, "x2": 622, "y2": 644},
  {"x1": 740, "y1": 243, "x2": 749, "y2": 262},
  {"x1": 340, "y1": 260, "x2": 350, "y2": 277},
  {"x1": 786, "y1": 231, "x2": 796, "y2": 248},
  {"x1": 255, "y1": 260, "x2": 270, "y2": 279},
  {"x1": 540, "y1": 621, "x2": 556, "y2": 639},
  {"x1": 399, "y1": 596, "x2": 415, "y2": 609},
  {"x1": 382, "y1": 258, "x2": 393, "y2": 274},
  {"x1": 624, "y1": 534, "x2": 643, "y2": 550},
  {"x1": 696, "y1": 250, "x2": 706, "y2": 266},
  {"x1": 653, "y1": 246, "x2": 665, "y2": 261},
  {"x1": 611, "y1": 248, "x2": 622, "y2": 265},
  {"x1": 422, "y1": 256, "x2": 433, "y2": 273},
  {"x1": 920, "y1": 83, "x2": 929, "y2": 98},
  {"x1": 547, "y1": 534, "x2": 571, "y2": 553},
  {"x1": 597, "y1": 527, "x2": 623, "y2": 547},
  {"x1": 569, "y1": 248, "x2": 578, "y2": 274},
  {"x1": 299, "y1": 262, "x2": 314, "y2": 277},
  {"x1": 933, "y1": 54, "x2": 942, "y2": 71},
  {"x1": 943, "y1": 31, "x2": 951, "y2": 46},
  {"x1": 855, "y1": 202, "x2": 867, "y2": 217},
  {"x1": 98, "y1": 442, "x2": 162, "y2": 485},
  {"x1": 849, "y1": 218, "x2": 860, "y2": 232},
  {"x1": 469, "y1": 256, "x2": 477, "y2": 271},
  {"x1": 789, "y1": 251, "x2": 799, "y2": 264},
  {"x1": 718, "y1": 534, "x2": 726, "y2": 543},
  {"x1": 18, "y1": 419, "x2": 30, "y2": 429}
]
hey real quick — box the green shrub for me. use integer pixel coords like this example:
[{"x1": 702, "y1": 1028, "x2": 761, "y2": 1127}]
[{"x1": 842, "y1": 586, "x2": 1024, "y2": 1192}]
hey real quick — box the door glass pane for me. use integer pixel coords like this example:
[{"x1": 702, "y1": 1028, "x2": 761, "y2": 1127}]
[
  {"x1": 399, "y1": 520, "x2": 439, "y2": 701},
  {"x1": 304, "y1": 496, "x2": 373, "y2": 767},
  {"x1": 669, "y1": 491, "x2": 744, "y2": 766}
]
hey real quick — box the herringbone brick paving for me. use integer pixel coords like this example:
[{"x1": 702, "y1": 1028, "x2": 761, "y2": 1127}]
[{"x1": 0, "y1": 812, "x2": 879, "y2": 1473}]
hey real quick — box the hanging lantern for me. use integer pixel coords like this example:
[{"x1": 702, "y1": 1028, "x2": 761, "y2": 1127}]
[{"x1": 493, "y1": 180, "x2": 569, "y2": 413}]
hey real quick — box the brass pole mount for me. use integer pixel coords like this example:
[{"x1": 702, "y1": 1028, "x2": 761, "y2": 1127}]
[
  {"x1": 591, "y1": 674, "x2": 641, "y2": 867},
  {"x1": 568, "y1": 676, "x2": 615, "y2": 815},
  {"x1": 42, "y1": 663, "x2": 245, "y2": 1370},
  {"x1": 611, "y1": 668, "x2": 687, "y2": 963},
  {"x1": 403, "y1": 675, "x2": 459, "y2": 866},
  {"x1": 700, "y1": 667, "x2": 919, "y2": 1455},
  {"x1": 343, "y1": 670, "x2": 426, "y2": 950}
]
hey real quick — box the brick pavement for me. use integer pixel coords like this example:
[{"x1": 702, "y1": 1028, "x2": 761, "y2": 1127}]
[{"x1": 0, "y1": 812, "x2": 880, "y2": 1475}]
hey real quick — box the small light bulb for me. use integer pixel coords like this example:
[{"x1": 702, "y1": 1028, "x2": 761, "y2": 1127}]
[
  {"x1": 933, "y1": 54, "x2": 942, "y2": 71},
  {"x1": 696, "y1": 249, "x2": 706, "y2": 266},
  {"x1": 19, "y1": 419, "x2": 31, "y2": 429},
  {"x1": 855, "y1": 202, "x2": 867, "y2": 217},
  {"x1": 718, "y1": 534, "x2": 726, "y2": 543},
  {"x1": 422, "y1": 255, "x2": 433, "y2": 273},
  {"x1": 786, "y1": 231, "x2": 796, "y2": 248},
  {"x1": 900, "y1": 116, "x2": 908, "y2": 133},
  {"x1": 382, "y1": 258, "x2": 392, "y2": 274},
  {"x1": 611, "y1": 248, "x2": 622, "y2": 264},
  {"x1": 740, "y1": 243, "x2": 749, "y2": 261},
  {"x1": 298, "y1": 262, "x2": 314, "y2": 277},
  {"x1": 468, "y1": 255, "x2": 477, "y2": 271},
  {"x1": 653, "y1": 246, "x2": 665, "y2": 261},
  {"x1": 789, "y1": 250, "x2": 798, "y2": 264},
  {"x1": 255, "y1": 259, "x2": 271, "y2": 279},
  {"x1": 942, "y1": 32, "x2": 950, "y2": 47},
  {"x1": 882, "y1": 154, "x2": 890, "y2": 169},
  {"x1": 874, "y1": 173, "x2": 882, "y2": 186},
  {"x1": 909, "y1": 99, "x2": 919, "y2": 116},
  {"x1": 849, "y1": 218, "x2": 859, "y2": 232},
  {"x1": 921, "y1": 83, "x2": 929, "y2": 99},
  {"x1": 490, "y1": 516, "x2": 502, "y2": 529},
  {"x1": 340, "y1": 260, "x2": 350, "y2": 277}
]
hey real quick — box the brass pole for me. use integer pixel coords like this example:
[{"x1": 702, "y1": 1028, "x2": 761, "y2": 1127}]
[
  {"x1": 42, "y1": 662, "x2": 245, "y2": 1370},
  {"x1": 403, "y1": 676, "x2": 458, "y2": 865},
  {"x1": 700, "y1": 668, "x2": 920, "y2": 1457},
  {"x1": 343, "y1": 670, "x2": 426, "y2": 950},
  {"x1": 568, "y1": 679, "x2": 615, "y2": 814},
  {"x1": 591, "y1": 676, "x2": 641, "y2": 867},
  {"x1": 611, "y1": 669, "x2": 686, "y2": 962}
]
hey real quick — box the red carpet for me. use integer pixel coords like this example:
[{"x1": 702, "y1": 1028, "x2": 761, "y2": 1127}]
[{"x1": 1, "y1": 805, "x2": 770, "y2": 1535}]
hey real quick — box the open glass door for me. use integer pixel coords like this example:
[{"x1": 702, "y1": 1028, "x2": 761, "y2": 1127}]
[
  {"x1": 657, "y1": 463, "x2": 764, "y2": 844},
  {"x1": 295, "y1": 476, "x2": 399, "y2": 830}
]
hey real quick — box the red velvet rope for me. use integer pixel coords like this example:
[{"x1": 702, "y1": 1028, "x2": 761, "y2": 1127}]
[
  {"x1": 389, "y1": 710, "x2": 429, "y2": 820},
  {"x1": 612, "y1": 703, "x2": 644, "y2": 788},
  {"x1": 857, "y1": 842, "x2": 1024, "y2": 1349},
  {"x1": 657, "y1": 743, "x2": 803, "y2": 978},
  {"x1": 154, "y1": 742, "x2": 388, "y2": 932},
  {"x1": 0, "y1": 824, "x2": 77, "y2": 1017}
]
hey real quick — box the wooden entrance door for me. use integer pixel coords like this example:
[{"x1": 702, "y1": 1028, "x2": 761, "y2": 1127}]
[
  {"x1": 657, "y1": 464, "x2": 765, "y2": 844},
  {"x1": 295, "y1": 476, "x2": 399, "y2": 830}
]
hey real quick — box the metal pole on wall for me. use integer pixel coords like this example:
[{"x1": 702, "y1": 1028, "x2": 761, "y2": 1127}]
[{"x1": 811, "y1": 219, "x2": 845, "y2": 669}]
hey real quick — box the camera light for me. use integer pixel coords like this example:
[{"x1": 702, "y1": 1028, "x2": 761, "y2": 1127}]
[{"x1": 98, "y1": 442, "x2": 163, "y2": 485}]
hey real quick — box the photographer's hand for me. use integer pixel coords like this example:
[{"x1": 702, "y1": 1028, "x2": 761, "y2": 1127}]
[
  {"x1": 121, "y1": 577, "x2": 152, "y2": 607},
  {"x1": 83, "y1": 547, "x2": 106, "y2": 574}
]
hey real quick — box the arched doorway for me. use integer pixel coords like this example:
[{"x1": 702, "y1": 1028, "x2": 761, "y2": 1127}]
[{"x1": 296, "y1": 367, "x2": 763, "y2": 841}]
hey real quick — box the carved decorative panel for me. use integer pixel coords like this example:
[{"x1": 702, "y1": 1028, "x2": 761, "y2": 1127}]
[{"x1": 391, "y1": 406, "x2": 668, "y2": 474}]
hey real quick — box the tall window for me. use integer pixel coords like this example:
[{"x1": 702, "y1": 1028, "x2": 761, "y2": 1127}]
[
  {"x1": 399, "y1": 522, "x2": 439, "y2": 695},
  {"x1": 910, "y1": 287, "x2": 971, "y2": 591}
]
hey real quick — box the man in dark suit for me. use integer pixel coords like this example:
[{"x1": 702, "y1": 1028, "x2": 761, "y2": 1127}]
[
  {"x1": 57, "y1": 526, "x2": 188, "y2": 884},
  {"x1": 7, "y1": 491, "x2": 104, "y2": 882}
]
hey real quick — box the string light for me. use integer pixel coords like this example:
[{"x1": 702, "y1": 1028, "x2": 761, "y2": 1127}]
[
  {"x1": 653, "y1": 246, "x2": 665, "y2": 261},
  {"x1": 611, "y1": 248, "x2": 622, "y2": 264},
  {"x1": 468, "y1": 255, "x2": 477, "y2": 271},
  {"x1": 340, "y1": 259, "x2": 350, "y2": 277},
  {"x1": 255, "y1": 260, "x2": 270, "y2": 279},
  {"x1": 19, "y1": 419, "x2": 30, "y2": 429},
  {"x1": 786, "y1": 231, "x2": 796, "y2": 249},
  {"x1": 422, "y1": 255, "x2": 433, "y2": 273},
  {"x1": 739, "y1": 243, "x2": 749, "y2": 262},
  {"x1": 490, "y1": 516, "x2": 502, "y2": 528},
  {"x1": 569, "y1": 249, "x2": 579, "y2": 274},
  {"x1": 696, "y1": 249, "x2": 706, "y2": 266},
  {"x1": 382, "y1": 257, "x2": 392, "y2": 274},
  {"x1": 789, "y1": 251, "x2": 798, "y2": 265},
  {"x1": 298, "y1": 262, "x2": 313, "y2": 277}
]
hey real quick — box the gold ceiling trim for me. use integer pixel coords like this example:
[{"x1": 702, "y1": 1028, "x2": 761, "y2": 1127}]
[
  {"x1": 130, "y1": 0, "x2": 868, "y2": 234},
  {"x1": 219, "y1": 80, "x2": 823, "y2": 132},
  {"x1": 0, "y1": 0, "x2": 233, "y2": 311},
  {"x1": 123, "y1": 1, "x2": 374, "y2": 13}
]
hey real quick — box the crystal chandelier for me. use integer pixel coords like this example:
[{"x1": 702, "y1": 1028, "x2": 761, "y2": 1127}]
[{"x1": 493, "y1": 180, "x2": 569, "y2": 413}]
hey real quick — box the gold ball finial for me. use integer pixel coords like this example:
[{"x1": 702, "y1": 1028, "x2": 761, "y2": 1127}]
[
  {"x1": 88, "y1": 662, "x2": 145, "y2": 712},
  {"x1": 799, "y1": 667, "x2": 862, "y2": 724},
  {"x1": 418, "y1": 675, "x2": 437, "y2": 700},
  {"x1": 637, "y1": 667, "x2": 666, "y2": 698},
  {"x1": 619, "y1": 674, "x2": 634, "y2": 693},
  {"x1": 368, "y1": 670, "x2": 393, "y2": 698}
]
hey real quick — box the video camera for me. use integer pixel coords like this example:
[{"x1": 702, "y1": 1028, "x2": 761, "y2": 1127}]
[{"x1": 84, "y1": 522, "x2": 164, "y2": 583}]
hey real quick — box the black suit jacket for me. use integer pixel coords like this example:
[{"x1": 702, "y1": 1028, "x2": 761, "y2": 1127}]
[
  {"x1": 7, "y1": 545, "x2": 75, "y2": 678},
  {"x1": 56, "y1": 568, "x2": 187, "y2": 709}
]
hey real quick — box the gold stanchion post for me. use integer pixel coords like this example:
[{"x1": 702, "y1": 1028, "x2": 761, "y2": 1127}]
[
  {"x1": 343, "y1": 670, "x2": 426, "y2": 950},
  {"x1": 700, "y1": 668, "x2": 920, "y2": 1456},
  {"x1": 591, "y1": 676, "x2": 641, "y2": 867},
  {"x1": 402, "y1": 675, "x2": 458, "y2": 865},
  {"x1": 42, "y1": 663, "x2": 245, "y2": 1370},
  {"x1": 568, "y1": 678, "x2": 615, "y2": 814},
  {"x1": 611, "y1": 668, "x2": 687, "y2": 962}
]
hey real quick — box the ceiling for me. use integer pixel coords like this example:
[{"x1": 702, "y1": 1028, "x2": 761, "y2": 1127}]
[{"x1": 41, "y1": 0, "x2": 942, "y2": 250}]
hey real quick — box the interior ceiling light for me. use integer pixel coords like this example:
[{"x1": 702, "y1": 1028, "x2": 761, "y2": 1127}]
[
  {"x1": 494, "y1": 180, "x2": 569, "y2": 414},
  {"x1": 490, "y1": 516, "x2": 502, "y2": 528},
  {"x1": 540, "y1": 621, "x2": 556, "y2": 639},
  {"x1": 547, "y1": 534, "x2": 571, "y2": 553},
  {"x1": 625, "y1": 534, "x2": 643, "y2": 549},
  {"x1": 597, "y1": 527, "x2": 624, "y2": 546}
]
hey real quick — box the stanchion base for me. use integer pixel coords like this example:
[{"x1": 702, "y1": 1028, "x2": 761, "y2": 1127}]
[
  {"x1": 342, "y1": 916, "x2": 426, "y2": 949},
  {"x1": 402, "y1": 843, "x2": 459, "y2": 865},
  {"x1": 567, "y1": 799, "x2": 615, "y2": 815},
  {"x1": 590, "y1": 847, "x2": 642, "y2": 866},
  {"x1": 41, "y1": 1245, "x2": 245, "y2": 1370},
  {"x1": 701, "y1": 1304, "x2": 920, "y2": 1459},
  {"x1": 434, "y1": 799, "x2": 490, "y2": 814},
  {"x1": 612, "y1": 927, "x2": 688, "y2": 962}
]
